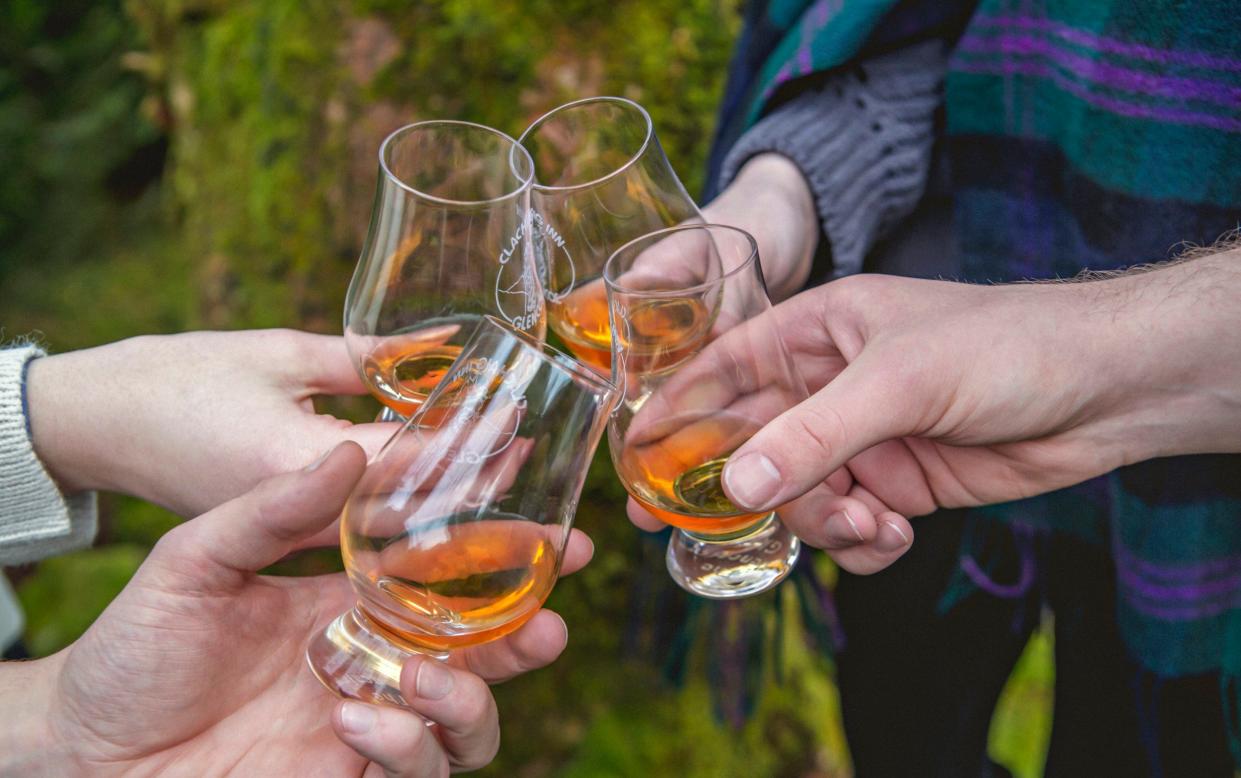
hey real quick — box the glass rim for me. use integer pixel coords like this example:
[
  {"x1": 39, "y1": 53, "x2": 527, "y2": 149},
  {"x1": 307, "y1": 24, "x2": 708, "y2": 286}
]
[
  {"x1": 378, "y1": 120, "x2": 535, "y2": 207},
  {"x1": 602, "y1": 223, "x2": 761, "y2": 298},
  {"x1": 517, "y1": 96, "x2": 654, "y2": 195},
  {"x1": 479, "y1": 315, "x2": 618, "y2": 397}
]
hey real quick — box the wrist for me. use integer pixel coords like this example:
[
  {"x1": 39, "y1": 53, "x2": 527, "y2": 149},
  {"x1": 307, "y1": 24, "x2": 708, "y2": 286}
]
[
  {"x1": 26, "y1": 338, "x2": 150, "y2": 501},
  {"x1": 707, "y1": 153, "x2": 818, "y2": 300},
  {"x1": 26, "y1": 353, "x2": 101, "y2": 497},
  {"x1": 0, "y1": 652, "x2": 73, "y2": 774}
]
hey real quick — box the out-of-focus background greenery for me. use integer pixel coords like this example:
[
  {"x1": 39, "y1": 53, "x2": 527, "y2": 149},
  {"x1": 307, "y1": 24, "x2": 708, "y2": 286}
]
[{"x1": 1, "y1": 2, "x2": 1053, "y2": 775}]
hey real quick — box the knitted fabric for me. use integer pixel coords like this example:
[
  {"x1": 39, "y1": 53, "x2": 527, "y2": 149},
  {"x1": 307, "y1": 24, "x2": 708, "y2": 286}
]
[
  {"x1": 721, "y1": 40, "x2": 945, "y2": 276},
  {"x1": 0, "y1": 346, "x2": 97, "y2": 565}
]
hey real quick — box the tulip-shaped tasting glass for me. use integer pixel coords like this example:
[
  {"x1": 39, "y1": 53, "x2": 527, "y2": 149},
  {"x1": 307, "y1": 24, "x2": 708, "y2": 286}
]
[
  {"x1": 605, "y1": 225, "x2": 804, "y2": 599},
  {"x1": 345, "y1": 121, "x2": 547, "y2": 418},
  {"x1": 308, "y1": 317, "x2": 616, "y2": 707},
  {"x1": 518, "y1": 96, "x2": 700, "y2": 373}
]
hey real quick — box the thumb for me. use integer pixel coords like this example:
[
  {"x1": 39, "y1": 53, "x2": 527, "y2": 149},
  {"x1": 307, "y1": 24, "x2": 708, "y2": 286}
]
[
  {"x1": 155, "y1": 442, "x2": 367, "y2": 578},
  {"x1": 721, "y1": 354, "x2": 913, "y2": 512}
]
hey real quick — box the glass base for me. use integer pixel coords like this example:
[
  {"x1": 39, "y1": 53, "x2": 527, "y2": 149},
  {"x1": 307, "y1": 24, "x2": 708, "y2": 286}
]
[
  {"x1": 306, "y1": 608, "x2": 447, "y2": 709},
  {"x1": 665, "y1": 513, "x2": 800, "y2": 600}
]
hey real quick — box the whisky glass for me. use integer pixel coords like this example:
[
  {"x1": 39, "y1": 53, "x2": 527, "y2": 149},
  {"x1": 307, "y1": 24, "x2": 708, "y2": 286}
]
[
  {"x1": 308, "y1": 316, "x2": 616, "y2": 707},
  {"x1": 517, "y1": 96, "x2": 700, "y2": 373},
  {"x1": 344, "y1": 121, "x2": 547, "y2": 418},
  {"x1": 606, "y1": 225, "x2": 804, "y2": 599}
]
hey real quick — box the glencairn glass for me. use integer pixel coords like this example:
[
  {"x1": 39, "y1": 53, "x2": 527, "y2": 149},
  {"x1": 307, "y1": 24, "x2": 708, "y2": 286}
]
[
  {"x1": 344, "y1": 121, "x2": 546, "y2": 418},
  {"x1": 308, "y1": 316, "x2": 616, "y2": 706},
  {"x1": 518, "y1": 97, "x2": 699, "y2": 372},
  {"x1": 606, "y1": 224, "x2": 804, "y2": 599}
]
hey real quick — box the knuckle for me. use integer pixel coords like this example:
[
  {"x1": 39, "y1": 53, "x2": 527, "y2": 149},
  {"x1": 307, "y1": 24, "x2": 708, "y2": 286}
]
[
  {"x1": 788, "y1": 404, "x2": 845, "y2": 465},
  {"x1": 455, "y1": 678, "x2": 497, "y2": 725},
  {"x1": 825, "y1": 273, "x2": 876, "y2": 311}
]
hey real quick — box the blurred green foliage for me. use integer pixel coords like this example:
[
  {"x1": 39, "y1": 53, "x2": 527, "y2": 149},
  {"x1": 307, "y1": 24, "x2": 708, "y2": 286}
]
[
  {"x1": 1, "y1": 2, "x2": 1053, "y2": 776},
  {"x1": 0, "y1": 0, "x2": 162, "y2": 276}
]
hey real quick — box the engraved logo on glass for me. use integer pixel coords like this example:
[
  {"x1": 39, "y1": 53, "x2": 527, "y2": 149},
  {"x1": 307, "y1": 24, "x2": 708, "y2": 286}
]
[
  {"x1": 495, "y1": 215, "x2": 543, "y2": 333},
  {"x1": 423, "y1": 356, "x2": 528, "y2": 466},
  {"x1": 531, "y1": 211, "x2": 575, "y2": 302}
]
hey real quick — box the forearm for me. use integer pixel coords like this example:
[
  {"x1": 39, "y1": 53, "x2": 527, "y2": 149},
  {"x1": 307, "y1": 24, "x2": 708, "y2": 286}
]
[
  {"x1": 1068, "y1": 247, "x2": 1241, "y2": 462},
  {"x1": 0, "y1": 654, "x2": 71, "y2": 775}
]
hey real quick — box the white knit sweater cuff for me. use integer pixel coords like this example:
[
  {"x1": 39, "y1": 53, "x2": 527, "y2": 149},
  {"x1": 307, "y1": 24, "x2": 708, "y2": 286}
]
[
  {"x1": 721, "y1": 40, "x2": 947, "y2": 278},
  {"x1": 0, "y1": 346, "x2": 97, "y2": 565}
]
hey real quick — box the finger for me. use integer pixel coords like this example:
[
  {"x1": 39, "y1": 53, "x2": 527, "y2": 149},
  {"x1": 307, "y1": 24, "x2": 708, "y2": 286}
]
[
  {"x1": 292, "y1": 332, "x2": 370, "y2": 396},
  {"x1": 332, "y1": 701, "x2": 449, "y2": 778},
  {"x1": 278, "y1": 419, "x2": 400, "y2": 479},
  {"x1": 826, "y1": 509, "x2": 914, "y2": 575},
  {"x1": 626, "y1": 498, "x2": 666, "y2": 532},
  {"x1": 453, "y1": 609, "x2": 568, "y2": 684},
  {"x1": 779, "y1": 490, "x2": 877, "y2": 551},
  {"x1": 779, "y1": 487, "x2": 913, "y2": 575},
  {"x1": 158, "y1": 442, "x2": 366, "y2": 576},
  {"x1": 291, "y1": 517, "x2": 342, "y2": 552},
  {"x1": 721, "y1": 352, "x2": 914, "y2": 513},
  {"x1": 338, "y1": 421, "x2": 404, "y2": 461},
  {"x1": 399, "y1": 658, "x2": 500, "y2": 771},
  {"x1": 842, "y1": 482, "x2": 915, "y2": 560},
  {"x1": 560, "y1": 529, "x2": 594, "y2": 576},
  {"x1": 843, "y1": 439, "x2": 941, "y2": 518}
]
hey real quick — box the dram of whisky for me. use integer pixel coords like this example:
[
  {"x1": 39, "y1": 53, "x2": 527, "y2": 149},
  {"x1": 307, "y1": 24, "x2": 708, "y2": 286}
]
[
  {"x1": 357, "y1": 315, "x2": 479, "y2": 416},
  {"x1": 343, "y1": 514, "x2": 558, "y2": 653},
  {"x1": 550, "y1": 278, "x2": 715, "y2": 374},
  {"x1": 617, "y1": 412, "x2": 767, "y2": 536}
]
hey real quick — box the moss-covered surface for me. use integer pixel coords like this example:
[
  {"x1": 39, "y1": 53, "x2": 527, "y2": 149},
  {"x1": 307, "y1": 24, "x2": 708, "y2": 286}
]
[{"x1": 1, "y1": 3, "x2": 1052, "y2": 775}]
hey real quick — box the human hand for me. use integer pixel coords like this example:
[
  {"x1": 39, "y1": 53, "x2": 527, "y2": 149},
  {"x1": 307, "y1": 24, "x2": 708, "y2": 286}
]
[
  {"x1": 0, "y1": 442, "x2": 594, "y2": 776},
  {"x1": 702, "y1": 153, "x2": 818, "y2": 301},
  {"x1": 630, "y1": 257, "x2": 1241, "y2": 573},
  {"x1": 26, "y1": 329, "x2": 400, "y2": 516}
]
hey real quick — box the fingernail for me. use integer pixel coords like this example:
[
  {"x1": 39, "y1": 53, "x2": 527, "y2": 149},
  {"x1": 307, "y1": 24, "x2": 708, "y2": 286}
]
[
  {"x1": 304, "y1": 446, "x2": 335, "y2": 472},
  {"x1": 839, "y1": 511, "x2": 865, "y2": 543},
  {"x1": 876, "y1": 520, "x2": 911, "y2": 553},
  {"x1": 723, "y1": 453, "x2": 782, "y2": 510},
  {"x1": 416, "y1": 659, "x2": 454, "y2": 700},
  {"x1": 339, "y1": 701, "x2": 376, "y2": 735}
]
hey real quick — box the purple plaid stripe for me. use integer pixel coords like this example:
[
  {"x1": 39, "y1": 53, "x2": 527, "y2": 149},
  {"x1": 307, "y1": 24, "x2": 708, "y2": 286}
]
[
  {"x1": 957, "y1": 33, "x2": 1241, "y2": 107},
  {"x1": 973, "y1": 14, "x2": 1241, "y2": 73},
  {"x1": 952, "y1": 58, "x2": 1241, "y2": 133}
]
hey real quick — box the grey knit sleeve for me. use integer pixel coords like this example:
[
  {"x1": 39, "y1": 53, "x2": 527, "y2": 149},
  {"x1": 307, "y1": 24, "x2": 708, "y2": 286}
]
[
  {"x1": 0, "y1": 346, "x2": 97, "y2": 565},
  {"x1": 720, "y1": 40, "x2": 947, "y2": 278}
]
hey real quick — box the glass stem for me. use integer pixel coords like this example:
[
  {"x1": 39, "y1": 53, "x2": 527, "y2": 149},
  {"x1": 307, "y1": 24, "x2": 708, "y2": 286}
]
[{"x1": 681, "y1": 512, "x2": 776, "y2": 543}]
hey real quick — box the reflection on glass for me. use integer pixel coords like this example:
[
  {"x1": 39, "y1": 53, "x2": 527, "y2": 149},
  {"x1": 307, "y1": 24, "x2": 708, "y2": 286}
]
[
  {"x1": 606, "y1": 224, "x2": 805, "y2": 600},
  {"x1": 518, "y1": 97, "x2": 700, "y2": 373},
  {"x1": 308, "y1": 317, "x2": 615, "y2": 707},
  {"x1": 345, "y1": 121, "x2": 547, "y2": 417}
]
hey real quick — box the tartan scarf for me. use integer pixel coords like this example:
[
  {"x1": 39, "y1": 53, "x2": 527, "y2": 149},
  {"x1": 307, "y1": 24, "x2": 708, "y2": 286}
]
[{"x1": 700, "y1": 0, "x2": 1241, "y2": 761}]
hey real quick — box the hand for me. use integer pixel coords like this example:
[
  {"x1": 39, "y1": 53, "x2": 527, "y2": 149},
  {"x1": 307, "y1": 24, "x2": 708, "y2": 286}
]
[
  {"x1": 703, "y1": 153, "x2": 818, "y2": 301},
  {"x1": 26, "y1": 329, "x2": 400, "y2": 516},
  {"x1": 0, "y1": 443, "x2": 595, "y2": 776},
  {"x1": 630, "y1": 254, "x2": 1241, "y2": 573}
]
